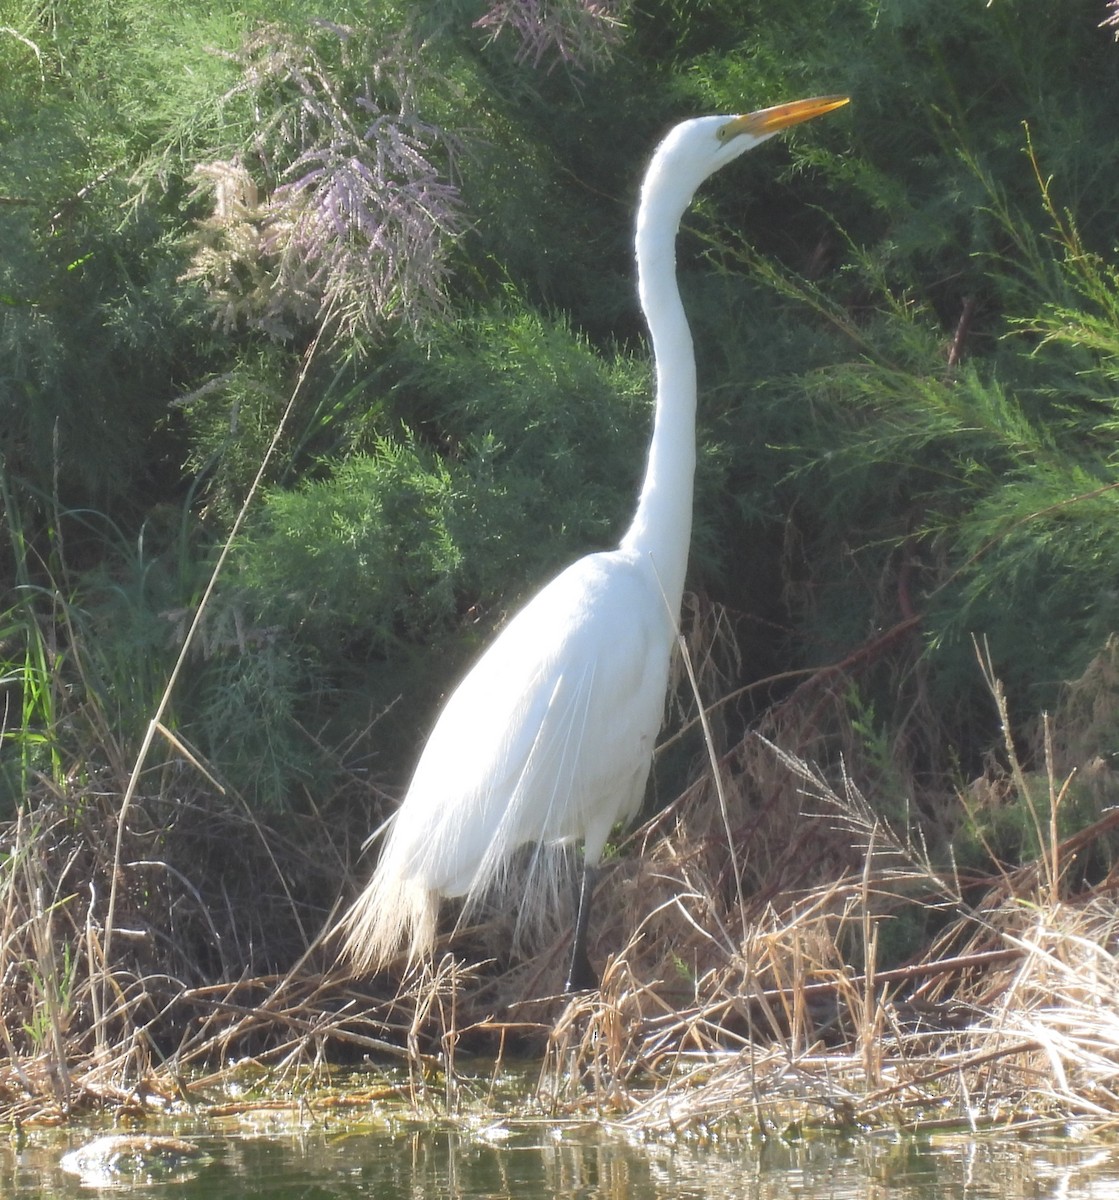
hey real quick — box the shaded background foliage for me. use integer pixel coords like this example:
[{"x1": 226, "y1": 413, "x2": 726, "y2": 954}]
[{"x1": 4, "y1": 0, "x2": 1119, "y2": 951}]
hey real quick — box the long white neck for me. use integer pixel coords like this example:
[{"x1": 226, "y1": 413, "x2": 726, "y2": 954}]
[{"x1": 619, "y1": 154, "x2": 700, "y2": 620}]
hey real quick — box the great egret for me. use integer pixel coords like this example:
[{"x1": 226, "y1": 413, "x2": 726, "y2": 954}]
[{"x1": 340, "y1": 96, "x2": 849, "y2": 991}]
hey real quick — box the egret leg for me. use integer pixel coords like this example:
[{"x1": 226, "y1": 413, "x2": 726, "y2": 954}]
[{"x1": 565, "y1": 861, "x2": 599, "y2": 992}]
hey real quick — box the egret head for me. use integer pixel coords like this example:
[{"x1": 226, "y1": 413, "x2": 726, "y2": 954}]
[{"x1": 645, "y1": 95, "x2": 849, "y2": 214}]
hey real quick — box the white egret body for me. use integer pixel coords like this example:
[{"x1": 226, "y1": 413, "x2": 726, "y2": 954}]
[{"x1": 340, "y1": 96, "x2": 849, "y2": 990}]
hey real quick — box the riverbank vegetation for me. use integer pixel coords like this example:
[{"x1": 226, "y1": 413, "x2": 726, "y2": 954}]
[{"x1": 5, "y1": 0, "x2": 1119, "y2": 1133}]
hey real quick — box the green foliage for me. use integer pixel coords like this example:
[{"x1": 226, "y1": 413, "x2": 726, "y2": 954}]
[
  {"x1": 6, "y1": 0, "x2": 1119, "y2": 850},
  {"x1": 0, "y1": 592, "x2": 61, "y2": 804},
  {"x1": 763, "y1": 130, "x2": 1119, "y2": 721},
  {"x1": 234, "y1": 306, "x2": 649, "y2": 661},
  {"x1": 0, "y1": 3, "x2": 252, "y2": 513},
  {"x1": 185, "y1": 634, "x2": 324, "y2": 807},
  {"x1": 0, "y1": 476, "x2": 64, "y2": 803},
  {"x1": 178, "y1": 350, "x2": 306, "y2": 522},
  {"x1": 239, "y1": 438, "x2": 464, "y2": 655}
]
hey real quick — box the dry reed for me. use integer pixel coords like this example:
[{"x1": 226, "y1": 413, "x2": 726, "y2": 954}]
[{"x1": 6, "y1": 623, "x2": 1119, "y2": 1135}]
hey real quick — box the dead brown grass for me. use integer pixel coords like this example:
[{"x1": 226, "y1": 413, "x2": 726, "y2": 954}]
[{"x1": 7, "y1": 632, "x2": 1119, "y2": 1134}]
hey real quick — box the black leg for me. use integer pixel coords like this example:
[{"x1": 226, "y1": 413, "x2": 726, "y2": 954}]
[{"x1": 564, "y1": 861, "x2": 599, "y2": 992}]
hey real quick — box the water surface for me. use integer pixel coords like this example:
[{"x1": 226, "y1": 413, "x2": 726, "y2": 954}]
[{"x1": 7, "y1": 1117, "x2": 1119, "y2": 1198}]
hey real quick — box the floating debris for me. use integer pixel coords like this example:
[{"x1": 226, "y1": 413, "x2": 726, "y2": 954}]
[{"x1": 60, "y1": 1134, "x2": 209, "y2": 1186}]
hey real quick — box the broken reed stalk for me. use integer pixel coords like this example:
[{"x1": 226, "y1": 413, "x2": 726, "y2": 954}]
[
  {"x1": 859, "y1": 824, "x2": 881, "y2": 1092},
  {"x1": 674, "y1": 626, "x2": 748, "y2": 949}
]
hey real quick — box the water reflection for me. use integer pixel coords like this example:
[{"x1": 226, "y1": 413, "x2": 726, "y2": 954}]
[{"x1": 7, "y1": 1121, "x2": 1119, "y2": 1198}]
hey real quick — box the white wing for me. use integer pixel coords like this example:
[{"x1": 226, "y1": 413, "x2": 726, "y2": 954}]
[
  {"x1": 387, "y1": 547, "x2": 675, "y2": 901},
  {"x1": 339, "y1": 545, "x2": 679, "y2": 970}
]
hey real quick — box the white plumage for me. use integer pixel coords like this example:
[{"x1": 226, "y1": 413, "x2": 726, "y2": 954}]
[{"x1": 339, "y1": 96, "x2": 849, "y2": 990}]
